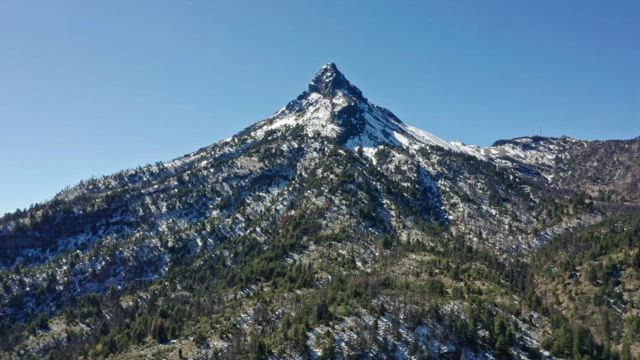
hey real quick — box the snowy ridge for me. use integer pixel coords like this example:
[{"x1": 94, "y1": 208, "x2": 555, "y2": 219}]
[{"x1": 453, "y1": 136, "x2": 580, "y2": 179}]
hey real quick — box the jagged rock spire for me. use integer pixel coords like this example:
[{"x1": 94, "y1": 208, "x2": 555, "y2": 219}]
[{"x1": 308, "y1": 63, "x2": 365, "y2": 101}]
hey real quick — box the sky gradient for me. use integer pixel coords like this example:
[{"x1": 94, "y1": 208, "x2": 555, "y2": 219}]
[{"x1": 1, "y1": 1, "x2": 639, "y2": 215}]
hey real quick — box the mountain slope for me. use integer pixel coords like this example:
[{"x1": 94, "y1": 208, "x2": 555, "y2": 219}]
[{"x1": 0, "y1": 63, "x2": 638, "y2": 359}]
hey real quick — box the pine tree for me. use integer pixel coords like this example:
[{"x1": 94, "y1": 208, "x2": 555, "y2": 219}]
[
  {"x1": 253, "y1": 339, "x2": 269, "y2": 360},
  {"x1": 494, "y1": 336, "x2": 509, "y2": 359},
  {"x1": 621, "y1": 341, "x2": 631, "y2": 360},
  {"x1": 633, "y1": 251, "x2": 640, "y2": 270},
  {"x1": 151, "y1": 319, "x2": 168, "y2": 343}
]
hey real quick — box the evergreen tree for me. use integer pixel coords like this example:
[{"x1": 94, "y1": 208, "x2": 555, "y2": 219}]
[
  {"x1": 253, "y1": 339, "x2": 269, "y2": 360},
  {"x1": 494, "y1": 336, "x2": 509, "y2": 359},
  {"x1": 151, "y1": 319, "x2": 168, "y2": 344},
  {"x1": 621, "y1": 341, "x2": 631, "y2": 360},
  {"x1": 633, "y1": 251, "x2": 640, "y2": 270}
]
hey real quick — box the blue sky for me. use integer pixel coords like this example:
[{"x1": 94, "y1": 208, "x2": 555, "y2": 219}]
[{"x1": 1, "y1": 1, "x2": 639, "y2": 215}]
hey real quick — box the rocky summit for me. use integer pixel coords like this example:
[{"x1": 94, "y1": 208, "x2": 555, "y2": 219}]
[{"x1": 1, "y1": 64, "x2": 639, "y2": 359}]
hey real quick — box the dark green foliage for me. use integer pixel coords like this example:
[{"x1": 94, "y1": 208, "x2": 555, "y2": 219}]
[
  {"x1": 35, "y1": 313, "x2": 49, "y2": 330},
  {"x1": 532, "y1": 213, "x2": 640, "y2": 358},
  {"x1": 425, "y1": 278, "x2": 446, "y2": 297},
  {"x1": 542, "y1": 317, "x2": 602, "y2": 359},
  {"x1": 150, "y1": 318, "x2": 168, "y2": 343},
  {"x1": 587, "y1": 264, "x2": 599, "y2": 285},
  {"x1": 314, "y1": 301, "x2": 331, "y2": 323},
  {"x1": 633, "y1": 251, "x2": 640, "y2": 270},
  {"x1": 491, "y1": 316, "x2": 514, "y2": 359},
  {"x1": 621, "y1": 341, "x2": 632, "y2": 360},
  {"x1": 194, "y1": 331, "x2": 209, "y2": 349},
  {"x1": 626, "y1": 315, "x2": 640, "y2": 342},
  {"x1": 494, "y1": 336, "x2": 509, "y2": 358},
  {"x1": 252, "y1": 339, "x2": 270, "y2": 360},
  {"x1": 381, "y1": 235, "x2": 394, "y2": 250}
]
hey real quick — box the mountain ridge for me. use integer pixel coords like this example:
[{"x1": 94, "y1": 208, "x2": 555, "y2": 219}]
[{"x1": 1, "y1": 63, "x2": 639, "y2": 359}]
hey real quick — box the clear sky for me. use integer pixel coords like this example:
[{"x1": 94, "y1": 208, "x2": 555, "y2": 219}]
[{"x1": 1, "y1": 1, "x2": 639, "y2": 215}]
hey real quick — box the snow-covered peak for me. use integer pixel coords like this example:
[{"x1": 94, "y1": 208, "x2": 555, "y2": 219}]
[{"x1": 250, "y1": 63, "x2": 476, "y2": 160}]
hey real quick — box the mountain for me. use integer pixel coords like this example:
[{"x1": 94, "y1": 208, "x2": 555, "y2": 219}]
[{"x1": 1, "y1": 64, "x2": 639, "y2": 359}]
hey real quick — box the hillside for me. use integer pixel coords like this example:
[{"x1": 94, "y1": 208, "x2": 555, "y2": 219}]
[{"x1": 0, "y1": 64, "x2": 638, "y2": 359}]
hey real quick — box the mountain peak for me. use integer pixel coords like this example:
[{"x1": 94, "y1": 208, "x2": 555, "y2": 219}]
[
  {"x1": 308, "y1": 63, "x2": 365, "y2": 100},
  {"x1": 255, "y1": 63, "x2": 461, "y2": 154}
]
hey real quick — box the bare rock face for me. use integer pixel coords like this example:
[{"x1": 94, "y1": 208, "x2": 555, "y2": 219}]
[{"x1": 307, "y1": 63, "x2": 365, "y2": 100}]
